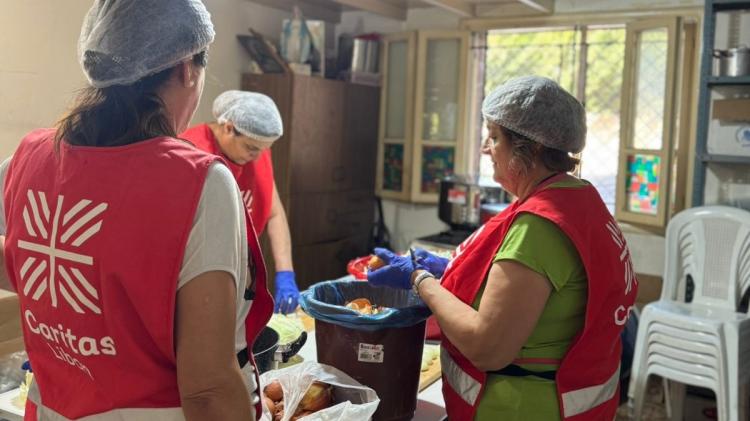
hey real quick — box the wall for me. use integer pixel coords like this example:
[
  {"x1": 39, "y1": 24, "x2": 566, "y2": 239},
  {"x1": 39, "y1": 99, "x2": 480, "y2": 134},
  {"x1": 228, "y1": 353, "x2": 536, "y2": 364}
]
[
  {"x1": 0, "y1": 1, "x2": 90, "y2": 160},
  {"x1": 0, "y1": 0, "x2": 292, "y2": 160}
]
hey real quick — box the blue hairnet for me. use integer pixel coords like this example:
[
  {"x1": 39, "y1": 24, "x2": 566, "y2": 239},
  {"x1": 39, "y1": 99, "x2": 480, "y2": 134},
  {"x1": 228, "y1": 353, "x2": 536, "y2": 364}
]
[
  {"x1": 78, "y1": 0, "x2": 215, "y2": 88},
  {"x1": 482, "y1": 76, "x2": 587, "y2": 153},
  {"x1": 213, "y1": 90, "x2": 283, "y2": 143}
]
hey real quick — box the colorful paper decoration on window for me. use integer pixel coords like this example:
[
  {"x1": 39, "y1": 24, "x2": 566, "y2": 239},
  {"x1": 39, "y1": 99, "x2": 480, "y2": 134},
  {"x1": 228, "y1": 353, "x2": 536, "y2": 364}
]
[
  {"x1": 383, "y1": 144, "x2": 404, "y2": 191},
  {"x1": 626, "y1": 154, "x2": 660, "y2": 215},
  {"x1": 422, "y1": 146, "x2": 455, "y2": 194}
]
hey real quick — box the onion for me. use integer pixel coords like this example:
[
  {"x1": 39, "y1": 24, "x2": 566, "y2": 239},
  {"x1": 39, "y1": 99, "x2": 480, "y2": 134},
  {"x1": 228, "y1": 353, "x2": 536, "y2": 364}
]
[
  {"x1": 273, "y1": 401, "x2": 285, "y2": 421},
  {"x1": 367, "y1": 255, "x2": 385, "y2": 270},
  {"x1": 263, "y1": 397, "x2": 276, "y2": 414},
  {"x1": 299, "y1": 381, "x2": 333, "y2": 412},
  {"x1": 264, "y1": 380, "x2": 283, "y2": 401}
]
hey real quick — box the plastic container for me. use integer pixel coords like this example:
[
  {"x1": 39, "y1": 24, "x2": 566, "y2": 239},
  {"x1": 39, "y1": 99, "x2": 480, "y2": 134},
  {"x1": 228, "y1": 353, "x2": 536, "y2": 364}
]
[
  {"x1": 346, "y1": 255, "x2": 371, "y2": 280},
  {"x1": 299, "y1": 280, "x2": 430, "y2": 421},
  {"x1": 352, "y1": 39, "x2": 379, "y2": 73}
]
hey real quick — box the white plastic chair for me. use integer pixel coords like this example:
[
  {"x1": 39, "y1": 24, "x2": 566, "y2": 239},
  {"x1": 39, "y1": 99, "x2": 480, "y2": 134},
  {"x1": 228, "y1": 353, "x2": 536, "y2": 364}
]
[{"x1": 628, "y1": 206, "x2": 750, "y2": 421}]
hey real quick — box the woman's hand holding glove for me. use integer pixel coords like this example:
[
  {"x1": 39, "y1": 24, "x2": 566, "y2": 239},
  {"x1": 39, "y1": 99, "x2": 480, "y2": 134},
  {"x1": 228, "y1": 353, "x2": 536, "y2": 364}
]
[
  {"x1": 367, "y1": 248, "x2": 421, "y2": 289},
  {"x1": 413, "y1": 248, "x2": 449, "y2": 279}
]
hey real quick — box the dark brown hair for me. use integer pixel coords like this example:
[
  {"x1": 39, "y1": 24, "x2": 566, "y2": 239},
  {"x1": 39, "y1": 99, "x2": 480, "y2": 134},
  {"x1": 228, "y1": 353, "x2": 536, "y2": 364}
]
[
  {"x1": 501, "y1": 126, "x2": 580, "y2": 174},
  {"x1": 55, "y1": 51, "x2": 208, "y2": 149}
]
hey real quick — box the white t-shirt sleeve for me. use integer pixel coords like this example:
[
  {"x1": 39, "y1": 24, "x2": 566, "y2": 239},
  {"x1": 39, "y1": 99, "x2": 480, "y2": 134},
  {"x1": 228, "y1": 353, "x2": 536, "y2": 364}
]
[
  {"x1": 0, "y1": 156, "x2": 11, "y2": 235},
  {"x1": 177, "y1": 162, "x2": 251, "y2": 354},
  {"x1": 178, "y1": 162, "x2": 247, "y2": 291}
]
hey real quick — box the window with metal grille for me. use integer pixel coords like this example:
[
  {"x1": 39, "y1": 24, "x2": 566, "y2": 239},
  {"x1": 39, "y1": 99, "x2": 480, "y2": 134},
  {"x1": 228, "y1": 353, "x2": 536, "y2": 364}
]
[{"x1": 481, "y1": 25, "x2": 628, "y2": 213}]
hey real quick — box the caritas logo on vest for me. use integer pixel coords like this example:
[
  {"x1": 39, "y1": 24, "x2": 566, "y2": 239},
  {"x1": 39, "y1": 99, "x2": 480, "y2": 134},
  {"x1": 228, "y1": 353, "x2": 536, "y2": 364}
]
[
  {"x1": 606, "y1": 218, "x2": 638, "y2": 326},
  {"x1": 17, "y1": 190, "x2": 116, "y2": 379}
]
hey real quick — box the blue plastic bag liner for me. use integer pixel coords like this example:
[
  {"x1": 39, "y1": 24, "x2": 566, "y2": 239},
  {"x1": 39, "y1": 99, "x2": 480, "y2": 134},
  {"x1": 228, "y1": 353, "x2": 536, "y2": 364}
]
[{"x1": 299, "y1": 280, "x2": 431, "y2": 332}]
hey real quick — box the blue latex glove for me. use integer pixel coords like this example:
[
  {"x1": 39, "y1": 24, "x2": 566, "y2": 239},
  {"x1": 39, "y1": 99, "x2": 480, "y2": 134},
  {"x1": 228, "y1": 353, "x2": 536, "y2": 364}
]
[
  {"x1": 367, "y1": 248, "x2": 418, "y2": 290},
  {"x1": 413, "y1": 248, "x2": 449, "y2": 279},
  {"x1": 274, "y1": 271, "x2": 300, "y2": 314}
]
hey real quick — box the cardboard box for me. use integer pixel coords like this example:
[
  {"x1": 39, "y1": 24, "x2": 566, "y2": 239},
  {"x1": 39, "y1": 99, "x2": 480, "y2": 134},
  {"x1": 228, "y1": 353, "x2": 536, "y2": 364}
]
[
  {"x1": 707, "y1": 119, "x2": 750, "y2": 157},
  {"x1": 0, "y1": 290, "x2": 23, "y2": 358},
  {"x1": 712, "y1": 99, "x2": 750, "y2": 122}
]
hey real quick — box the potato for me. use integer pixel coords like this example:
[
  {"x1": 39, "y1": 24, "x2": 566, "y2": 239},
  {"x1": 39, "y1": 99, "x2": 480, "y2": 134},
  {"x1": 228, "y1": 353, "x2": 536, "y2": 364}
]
[
  {"x1": 263, "y1": 397, "x2": 276, "y2": 414},
  {"x1": 367, "y1": 255, "x2": 385, "y2": 270},
  {"x1": 299, "y1": 381, "x2": 333, "y2": 412},
  {"x1": 273, "y1": 401, "x2": 285, "y2": 421},
  {"x1": 264, "y1": 380, "x2": 283, "y2": 401}
]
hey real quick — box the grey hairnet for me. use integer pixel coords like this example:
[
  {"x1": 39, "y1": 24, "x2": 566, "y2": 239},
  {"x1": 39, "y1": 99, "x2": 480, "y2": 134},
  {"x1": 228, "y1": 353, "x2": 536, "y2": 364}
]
[
  {"x1": 213, "y1": 91, "x2": 283, "y2": 142},
  {"x1": 78, "y1": 0, "x2": 215, "y2": 88},
  {"x1": 482, "y1": 76, "x2": 586, "y2": 153}
]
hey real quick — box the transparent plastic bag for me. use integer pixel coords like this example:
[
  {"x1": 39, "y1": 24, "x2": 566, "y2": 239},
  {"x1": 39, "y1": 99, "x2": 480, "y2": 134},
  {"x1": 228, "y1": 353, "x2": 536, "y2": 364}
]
[
  {"x1": 0, "y1": 351, "x2": 28, "y2": 393},
  {"x1": 259, "y1": 361, "x2": 379, "y2": 421}
]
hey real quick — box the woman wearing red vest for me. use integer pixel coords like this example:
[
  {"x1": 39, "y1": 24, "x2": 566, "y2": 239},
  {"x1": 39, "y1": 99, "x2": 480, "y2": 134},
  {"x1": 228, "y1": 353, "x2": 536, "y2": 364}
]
[
  {"x1": 0, "y1": 1, "x2": 272, "y2": 420},
  {"x1": 368, "y1": 76, "x2": 637, "y2": 420},
  {"x1": 181, "y1": 91, "x2": 300, "y2": 315}
]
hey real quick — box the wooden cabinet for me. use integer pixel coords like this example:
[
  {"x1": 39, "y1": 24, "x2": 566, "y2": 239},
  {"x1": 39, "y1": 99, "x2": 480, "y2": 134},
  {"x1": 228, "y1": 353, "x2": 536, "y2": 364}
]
[
  {"x1": 376, "y1": 31, "x2": 470, "y2": 203},
  {"x1": 242, "y1": 73, "x2": 380, "y2": 289}
]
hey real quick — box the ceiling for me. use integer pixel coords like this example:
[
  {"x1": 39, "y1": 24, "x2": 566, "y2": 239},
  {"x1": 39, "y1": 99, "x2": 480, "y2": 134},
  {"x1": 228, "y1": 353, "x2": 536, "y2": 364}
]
[{"x1": 249, "y1": 0, "x2": 554, "y2": 23}]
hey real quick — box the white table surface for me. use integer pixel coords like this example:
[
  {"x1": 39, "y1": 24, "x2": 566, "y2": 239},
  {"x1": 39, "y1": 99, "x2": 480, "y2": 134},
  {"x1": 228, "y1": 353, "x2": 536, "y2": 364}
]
[{"x1": 297, "y1": 331, "x2": 447, "y2": 421}]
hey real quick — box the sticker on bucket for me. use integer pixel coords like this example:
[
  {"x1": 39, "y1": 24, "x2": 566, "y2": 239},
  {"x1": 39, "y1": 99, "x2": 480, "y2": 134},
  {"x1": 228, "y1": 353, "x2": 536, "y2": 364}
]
[{"x1": 357, "y1": 343, "x2": 384, "y2": 363}]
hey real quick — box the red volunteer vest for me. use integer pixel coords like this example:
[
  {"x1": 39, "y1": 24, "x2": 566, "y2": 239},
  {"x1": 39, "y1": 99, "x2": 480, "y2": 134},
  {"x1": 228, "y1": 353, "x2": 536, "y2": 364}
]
[
  {"x1": 439, "y1": 175, "x2": 637, "y2": 420},
  {"x1": 4, "y1": 129, "x2": 272, "y2": 419},
  {"x1": 180, "y1": 124, "x2": 275, "y2": 235}
]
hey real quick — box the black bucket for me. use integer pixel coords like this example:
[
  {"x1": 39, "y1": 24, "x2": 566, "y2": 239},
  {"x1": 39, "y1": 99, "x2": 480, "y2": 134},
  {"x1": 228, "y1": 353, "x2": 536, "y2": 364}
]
[{"x1": 251, "y1": 326, "x2": 307, "y2": 373}]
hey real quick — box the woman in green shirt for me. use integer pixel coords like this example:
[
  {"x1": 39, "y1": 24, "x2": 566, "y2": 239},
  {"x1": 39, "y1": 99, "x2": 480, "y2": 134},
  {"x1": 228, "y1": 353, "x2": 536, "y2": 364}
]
[{"x1": 369, "y1": 76, "x2": 632, "y2": 420}]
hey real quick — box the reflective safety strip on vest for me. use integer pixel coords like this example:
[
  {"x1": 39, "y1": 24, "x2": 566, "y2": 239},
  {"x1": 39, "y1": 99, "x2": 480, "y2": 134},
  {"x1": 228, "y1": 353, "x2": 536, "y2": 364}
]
[
  {"x1": 27, "y1": 375, "x2": 257, "y2": 421},
  {"x1": 561, "y1": 364, "x2": 621, "y2": 418},
  {"x1": 32, "y1": 403, "x2": 186, "y2": 421},
  {"x1": 441, "y1": 346, "x2": 481, "y2": 406},
  {"x1": 28, "y1": 382, "x2": 186, "y2": 421}
]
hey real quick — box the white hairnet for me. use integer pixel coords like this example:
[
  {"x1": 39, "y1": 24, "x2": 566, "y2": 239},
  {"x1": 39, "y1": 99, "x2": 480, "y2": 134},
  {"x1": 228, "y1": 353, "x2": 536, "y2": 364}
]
[
  {"x1": 482, "y1": 76, "x2": 586, "y2": 153},
  {"x1": 78, "y1": 0, "x2": 215, "y2": 88},
  {"x1": 213, "y1": 90, "x2": 283, "y2": 143}
]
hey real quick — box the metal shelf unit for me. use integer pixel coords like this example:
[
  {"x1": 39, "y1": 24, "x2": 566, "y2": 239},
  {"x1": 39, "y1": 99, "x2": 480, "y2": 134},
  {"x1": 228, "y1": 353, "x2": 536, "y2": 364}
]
[
  {"x1": 713, "y1": 0, "x2": 750, "y2": 9},
  {"x1": 699, "y1": 153, "x2": 750, "y2": 164},
  {"x1": 707, "y1": 76, "x2": 750, "y2": 85},
  {"x1": 692, "y1": 0, "x2": 750, "y2": 205}
]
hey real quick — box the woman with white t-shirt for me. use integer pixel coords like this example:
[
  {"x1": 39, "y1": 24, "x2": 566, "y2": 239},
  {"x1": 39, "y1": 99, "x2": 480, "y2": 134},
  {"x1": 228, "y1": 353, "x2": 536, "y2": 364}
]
[{"x1": 0, "y1": 1, "x2": 272, "y2": 420}]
